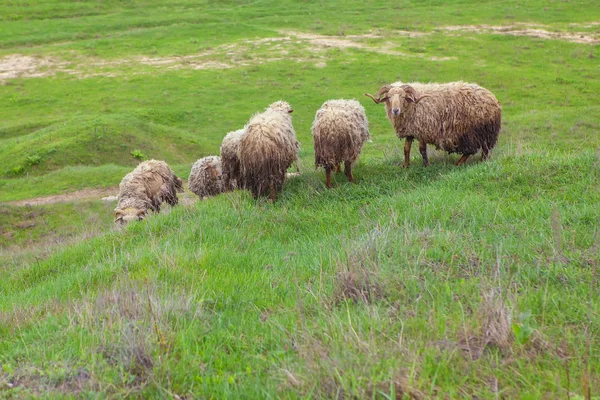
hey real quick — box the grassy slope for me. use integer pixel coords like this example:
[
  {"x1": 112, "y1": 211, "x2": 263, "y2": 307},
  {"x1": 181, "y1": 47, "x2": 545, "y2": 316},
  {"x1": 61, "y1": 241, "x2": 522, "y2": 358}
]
[
  {"x1": 1, "y1": 0, "x2": 600, "y2": 398},
  {"x1": 1, "y1": 152, "x2": 599, "y2": 398}
]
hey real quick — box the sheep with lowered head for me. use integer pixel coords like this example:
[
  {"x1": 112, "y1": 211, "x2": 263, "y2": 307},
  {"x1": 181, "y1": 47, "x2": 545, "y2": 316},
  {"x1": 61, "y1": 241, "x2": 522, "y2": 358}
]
[
  {"x1": 239, "y1": 100, "x2": 298, "y2": 202},
  {"x1": 365, "y1": 81, "x2": 501, "y2": 167},
  {"x1": 312, "y1": 99, "x2": 371, "y2": 188},
  {"x1": 189, "y1": 155, "x2": 233, "y2": 199},
  {"x1": 114, "y1": 159, "x2": 183, "y2": 224},
  {"x1": 220, "y1": 128, "x2": 245, "y2": 190}
]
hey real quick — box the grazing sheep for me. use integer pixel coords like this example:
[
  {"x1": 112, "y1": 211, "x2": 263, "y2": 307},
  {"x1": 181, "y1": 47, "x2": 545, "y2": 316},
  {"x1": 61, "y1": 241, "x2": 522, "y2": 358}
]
[
  {"x1": 114, "y1": 160, "x2": 183, "y2": 224},
  {"x1": 189, "y1": 155, "x2": 232, "y2": 199},
  {"x1": 220, "y1": 129, "x2": 245, "y2": 190},
  {"x1": 365, "y1": 81, "x2": 501, "y2": 167},
  {"x1": 239, "y1": 100, "x2": 299, "y2": 202},
  {"x1": 312, "y1": 99, "x2": 371, "y2": 188}
]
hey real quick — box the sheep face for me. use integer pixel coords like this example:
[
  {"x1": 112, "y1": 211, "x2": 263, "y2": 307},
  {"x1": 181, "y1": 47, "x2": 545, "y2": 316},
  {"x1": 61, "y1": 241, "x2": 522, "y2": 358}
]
[
  {"x1": 208, "y1": 163, "x2": 222, "y2": 180},
  {"x1": 268, "y1": 100, "x2": 294, "y2": 114},
  {"x1": 365, "y1": 84, "x2": 428, "y2": 117},
  {"x1": 114, "y1": 208, "x2": 147, "y2": 224}
]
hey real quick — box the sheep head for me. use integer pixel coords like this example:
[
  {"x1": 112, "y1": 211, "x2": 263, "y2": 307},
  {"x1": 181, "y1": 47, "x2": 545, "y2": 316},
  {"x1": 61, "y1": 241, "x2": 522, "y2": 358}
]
[
  {"x1": 114, "y1": 208, "x2": 147, "y2": 224},
  {"x1": 365, "y1": 84, "x2": 428, "y2": 117},
  {"x1": 269, "y1": 100, "x2": 294, "y2": 114},
  {"x1": 207, "y1": 162, "x2": 222, "y2": 180}
]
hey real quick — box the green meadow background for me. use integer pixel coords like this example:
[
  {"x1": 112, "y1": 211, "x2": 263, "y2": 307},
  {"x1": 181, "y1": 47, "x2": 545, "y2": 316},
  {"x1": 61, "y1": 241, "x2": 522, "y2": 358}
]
[{"x1": 1, "y1": 0, "x2": 599, "y2": 398}]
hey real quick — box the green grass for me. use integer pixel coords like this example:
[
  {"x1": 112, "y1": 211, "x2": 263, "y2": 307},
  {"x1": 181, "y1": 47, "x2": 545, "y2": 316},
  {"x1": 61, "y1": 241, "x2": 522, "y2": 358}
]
[
  {"x1": 0, "y1": 201, "x2": 114, "y2": 251},
  {"x1": 0, "y1": 114, "x2": 213, "y2": 177},
  {"x1": 1, "y1": 0, "x2": 599, "y2": 398}
]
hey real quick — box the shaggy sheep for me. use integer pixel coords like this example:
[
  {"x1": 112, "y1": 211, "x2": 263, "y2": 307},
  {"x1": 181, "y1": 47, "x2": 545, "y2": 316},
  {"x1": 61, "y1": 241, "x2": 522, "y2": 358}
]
[
  {"x1": 220, "y1": 129, "x2": 245, "y2": 190},
  {"x1": 114, "y1": 159, "x2": 183, "y2": 224},
  {"x1": 365, "y1": 81, "x2": 501, "y2": 167},
  {"x1": 189, "y1": 155, "x2": 232, "y2": 199},
  {"x1": 239, "y1": 100, "x2": 299, "y2": 202},
  {"x1": 312, "y1": 99, "x2": 371, "y2": 188}
]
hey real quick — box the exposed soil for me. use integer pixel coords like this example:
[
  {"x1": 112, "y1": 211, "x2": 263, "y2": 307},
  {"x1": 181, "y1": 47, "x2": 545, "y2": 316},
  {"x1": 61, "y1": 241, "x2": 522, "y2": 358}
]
[
  {"x1": 441, "y1": 24, "x2": 600, "y2": 44},
  {"x1": 1, "y1": 24, "x2": 596, "y2": 82},
  {"x1": 0, "y1": 54, "x2": 67, "y2": 81},
  {"x1": 7, "y1": 187, "x2": 119, "y2": 206}
]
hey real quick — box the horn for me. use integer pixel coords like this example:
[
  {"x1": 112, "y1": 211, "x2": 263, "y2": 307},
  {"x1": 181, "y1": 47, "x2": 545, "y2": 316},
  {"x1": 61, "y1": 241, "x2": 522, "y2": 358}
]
[
  {"x1": 364, "y1": 84, "x2": 392, "y2": 104},
  {"x1": 401, "y1": 85, "x2": 429, "y2": 104},
  {"x1": 377, "y1": 84, "x2": 392, "y2": 98},
  {"x1": 364, "y1": 93, "x2": 381, "y2": 103}
]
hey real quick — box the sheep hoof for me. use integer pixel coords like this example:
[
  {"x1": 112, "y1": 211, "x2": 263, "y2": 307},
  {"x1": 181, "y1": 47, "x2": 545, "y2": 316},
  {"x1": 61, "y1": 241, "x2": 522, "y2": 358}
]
[{"x1": 401, "y1": 162, "x2": 410, "y2": 168}]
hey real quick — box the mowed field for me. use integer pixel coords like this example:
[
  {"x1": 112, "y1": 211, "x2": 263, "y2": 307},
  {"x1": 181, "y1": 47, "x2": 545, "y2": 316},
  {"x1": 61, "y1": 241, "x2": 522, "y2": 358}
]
[{"x1": 1, "y1": 0, "x2": 600, "y2": 398}]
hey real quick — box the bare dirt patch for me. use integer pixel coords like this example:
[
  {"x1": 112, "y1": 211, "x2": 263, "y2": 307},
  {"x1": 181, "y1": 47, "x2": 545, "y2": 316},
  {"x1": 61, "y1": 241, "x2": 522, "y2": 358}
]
[
  {"x1": 0, "y1": 30, "x2": 453, "y2": 82},
  {"x1": 0, "y1": 54, "x2": 67, "y2": 81},
  {"x1": 7, "y1": 187, "x2": 119, "y2": 206},
  {"x1": 279, "y1": 30, "x2": 447, "y2": 60},
  {"x1": 440, "y1": 24, "x2": 600, "y2": 44},
  {"x1": 3, "y1": 24, "x2": 593, "y2": 82}
]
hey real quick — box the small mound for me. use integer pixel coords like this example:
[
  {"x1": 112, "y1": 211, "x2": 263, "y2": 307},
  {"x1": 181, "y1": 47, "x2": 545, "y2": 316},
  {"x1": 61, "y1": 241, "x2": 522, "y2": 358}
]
[{"x1": 0, "y1": 114, "x2": 212, "y2": 177}]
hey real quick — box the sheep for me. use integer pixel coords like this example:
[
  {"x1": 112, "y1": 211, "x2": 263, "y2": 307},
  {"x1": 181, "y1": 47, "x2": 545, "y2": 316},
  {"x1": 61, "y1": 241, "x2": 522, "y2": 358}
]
[
  {"x1": 239, "y1": 100, "x2": 299, "y2": 202},
  {"x1": 220, "y1": 128, "x2": 245, "y2": 190},
  {"x1": 312, "y1": 99, "x2": 371, "y2": 188},
  {"x1": 365, "y1": 81, "x2": 501, "y2": 167},
  {"x1": 114, "y1": 159, "x2": 183, "y2": 224},
  {"x1": 189, "y1": 155, "x2": 232, "y2": 199}
]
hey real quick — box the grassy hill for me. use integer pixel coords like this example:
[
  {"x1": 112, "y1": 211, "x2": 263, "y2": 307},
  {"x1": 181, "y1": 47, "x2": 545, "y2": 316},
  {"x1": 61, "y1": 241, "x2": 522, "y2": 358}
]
[
  {"x1": 1, "y1": 0, "x2": 599, "y2": 398},
  {"x1": 0, "y1": 114, "x2": 213, "y2": 178}
]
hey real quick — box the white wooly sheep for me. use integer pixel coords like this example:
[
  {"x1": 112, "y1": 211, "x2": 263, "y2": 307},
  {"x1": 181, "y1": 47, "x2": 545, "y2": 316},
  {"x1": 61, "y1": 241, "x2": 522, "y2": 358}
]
[
  {"x1": 312, "y1": 99, "x2": 371, "y2": 187},
  {"x1": 188, "y1": 155, "x2": 233, "y2": 199},
  {"x1": 114, "y1": 159, "x2": 183, "y2": 224},
  {"x1": 220, "y1": 128, "x2": 245, "y2": 190},
  {"x1": 239, "y1": 101, "x2": 299, "y2": 202}
]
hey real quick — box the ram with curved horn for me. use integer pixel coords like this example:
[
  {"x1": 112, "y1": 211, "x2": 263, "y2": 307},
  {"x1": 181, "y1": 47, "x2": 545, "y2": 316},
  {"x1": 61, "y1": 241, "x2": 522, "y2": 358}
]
[{"x1": 365, "y1": 81, "x2": 501, "y2": 167}]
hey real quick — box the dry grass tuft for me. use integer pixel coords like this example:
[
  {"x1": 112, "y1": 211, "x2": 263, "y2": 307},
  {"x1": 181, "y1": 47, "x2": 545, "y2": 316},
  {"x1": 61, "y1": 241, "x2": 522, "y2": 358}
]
[
  {"x1": 1, "y1": 280, "x2": 201, "y2": 396},
  {"x1": 333, "y1": 227, "x2": 387, "y2": 305},
  {"x1": 460, "y1": 289, "x2": 513, "y2": 360},
  {"x1": 69, "y1": 279, "x2": 201, "y2": 390}
]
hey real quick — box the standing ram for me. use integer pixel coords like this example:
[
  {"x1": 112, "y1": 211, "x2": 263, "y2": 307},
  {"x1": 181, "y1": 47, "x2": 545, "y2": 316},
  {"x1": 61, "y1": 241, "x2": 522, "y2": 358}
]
[
  {"x1": 114, "y1": 159, "x2": 183, "y2": 224},
  {"x1": 312, "y1": 99, "x2": 371, "y2": 188},
  {"x1": 239, "y1": 101, "x2": 299, "y2": 202},
  {"x1": 365, "y1": 81, "x2": 501, "y2": 166}
]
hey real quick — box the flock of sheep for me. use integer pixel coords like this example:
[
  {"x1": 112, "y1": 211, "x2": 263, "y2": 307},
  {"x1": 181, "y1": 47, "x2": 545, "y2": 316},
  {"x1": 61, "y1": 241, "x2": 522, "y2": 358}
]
[{"x1": 114, "y1": 80, "x2": 502, "y2": 224}]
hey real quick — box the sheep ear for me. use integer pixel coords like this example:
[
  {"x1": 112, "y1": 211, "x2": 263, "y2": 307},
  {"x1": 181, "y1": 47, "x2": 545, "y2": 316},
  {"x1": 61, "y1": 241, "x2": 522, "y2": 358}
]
[
  {"x1": 114, "y1": 210, "x2": 124, "y2": 217},
  {"x1": 288, "y1": 109, "x2": 294, "y2": 114},
  {"x1": 136, "y1": 209, "x2": 146, "y2": 218}
]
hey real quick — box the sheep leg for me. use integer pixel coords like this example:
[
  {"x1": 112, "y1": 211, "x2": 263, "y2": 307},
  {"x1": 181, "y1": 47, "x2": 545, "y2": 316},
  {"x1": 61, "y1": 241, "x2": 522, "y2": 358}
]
[
  {"x1": 402, "y1": 136, "x2": 414, "y2": 168},
  {"x1": 456, "y1": 154, "x2": 471, "y2": 166},
  {"x1": 325, "y1": 166, "x2": 333, "y2": 188},
  {"x1": 269, "y1": 183, "x2": 277, "y2": 202},
  {"x1": 481, "y1": 146, "x2": 490, "y2": 161},
  {"x1": 334, "y1": 164, "x2": 341, "y2": 173},
  {"x1": 166, "y1": 189, "x2": 178, "y2": 206},
  {"x1": 419, "y1": 141, "x2": 429, "y2": 167},
  {"x1": 344, "y1": 161, "x2": 354, "y2": 183}
]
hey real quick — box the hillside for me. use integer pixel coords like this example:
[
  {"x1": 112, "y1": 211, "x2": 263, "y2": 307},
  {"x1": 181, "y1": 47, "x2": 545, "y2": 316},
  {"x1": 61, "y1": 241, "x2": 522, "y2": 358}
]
[{"x1": 1, "y1": 0, "x2": 599, "y2": 398}]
